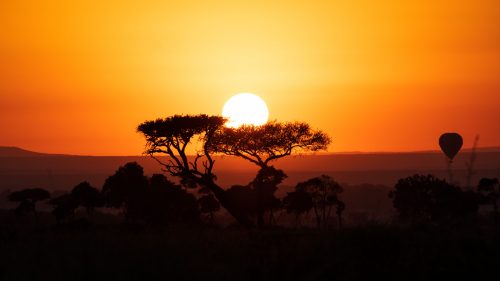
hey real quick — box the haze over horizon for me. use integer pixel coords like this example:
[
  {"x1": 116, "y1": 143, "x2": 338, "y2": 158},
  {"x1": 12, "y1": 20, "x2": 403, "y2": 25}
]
[
  {"x1": 2, "y1": 145, "x2": 500, "y2": 157},
  {"x1": 1, "y1": 0, "x2": 500, "y2": 155}
]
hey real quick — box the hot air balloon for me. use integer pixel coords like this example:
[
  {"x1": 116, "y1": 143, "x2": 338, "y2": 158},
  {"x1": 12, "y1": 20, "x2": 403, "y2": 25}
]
[{"x1": 439, "y1": 133, "x2": 463, "y2": 161}]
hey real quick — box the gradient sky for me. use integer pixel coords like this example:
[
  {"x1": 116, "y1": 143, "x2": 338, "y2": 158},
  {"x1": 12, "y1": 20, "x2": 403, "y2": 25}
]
[{"x1": 1, "y1": 0, "x2": 499, "y2": 155}]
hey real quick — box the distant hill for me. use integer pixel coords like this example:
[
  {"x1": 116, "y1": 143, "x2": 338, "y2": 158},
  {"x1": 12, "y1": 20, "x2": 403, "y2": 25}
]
[
  {"x1": 0, "y1": 146, "x2": 52, "y2": 157},
  {"x1": 466, "y1": 146, "x2": 500, "y2": 152},
  {"x1": 0, "y1": 146, "x2": 499, "y2": 190},
  {"x1": 333, "y1": 147, "x2": 500, "y2": 154},
  {"x1": 1, "y1": 146, "x2": 500, "y2": 158}
]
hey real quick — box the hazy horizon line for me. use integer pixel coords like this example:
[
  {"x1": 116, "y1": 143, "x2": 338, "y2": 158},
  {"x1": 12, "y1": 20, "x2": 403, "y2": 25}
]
[{"x1": 1, "y1": 145, "x2": 499, "y2": 158}]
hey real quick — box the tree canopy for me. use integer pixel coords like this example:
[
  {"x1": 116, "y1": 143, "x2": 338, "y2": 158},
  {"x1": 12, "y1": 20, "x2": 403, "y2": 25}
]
[
  {"x1": 137, "y1": 114, "x2": 225, "y2": 180},
  {"x1": 211, "y1": 121, "x2": 330, "y2": 167}
]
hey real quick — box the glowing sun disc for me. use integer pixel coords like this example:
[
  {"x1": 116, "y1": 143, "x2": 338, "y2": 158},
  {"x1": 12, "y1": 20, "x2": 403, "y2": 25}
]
[{"x1": 222, "y1": 93, "x2": 269, "y2": 128}]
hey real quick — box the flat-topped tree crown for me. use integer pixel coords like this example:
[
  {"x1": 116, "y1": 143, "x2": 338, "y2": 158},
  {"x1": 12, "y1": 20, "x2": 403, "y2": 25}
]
[
  {"x1": 138, "y1": 115, "x2": 224, "y2": 144},
  {"x1": 137, "y1": 114, "x2": 226, "y2": 178},
  {"x1": 211, "y1": 121, "x2": 331, "y2": 167}
]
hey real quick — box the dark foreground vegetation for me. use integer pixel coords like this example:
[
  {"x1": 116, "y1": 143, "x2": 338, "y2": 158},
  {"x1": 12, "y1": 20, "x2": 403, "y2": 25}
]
[
  {"x1": 2, "y1": 166, "x2": 499, "y2": 281},
  {"x1": 1, "y1": 216, "x2": 500, "y2": 281}
]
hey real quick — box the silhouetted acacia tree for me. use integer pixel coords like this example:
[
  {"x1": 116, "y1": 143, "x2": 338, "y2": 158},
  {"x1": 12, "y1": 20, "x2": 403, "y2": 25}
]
[
  {"x1": 9, "y1": 188, "x2": 50, "y2": 226},
  {"x1": 296, "y1": 175, "x2": 344, "y2": 229},
  {"x1": 212, "y1": 121, "x2": 330, "y2": 227},
  {"x1": 137, "y1": 114, "x2": 254, "y2": 227},
  {"x1": 477, "y1": 177, "x2": 500, "y2": 225},
  {"x1": 389, "y1": 174, "x2": 479, "y2": 225},
  {"x1": 282, "y1": 190, "x2": 314, "y2": 227}
]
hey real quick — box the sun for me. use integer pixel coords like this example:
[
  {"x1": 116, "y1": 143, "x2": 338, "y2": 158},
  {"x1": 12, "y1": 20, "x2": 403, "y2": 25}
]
[{"x1": 222, "y1": 93, "x2": 269, "y2": 128}]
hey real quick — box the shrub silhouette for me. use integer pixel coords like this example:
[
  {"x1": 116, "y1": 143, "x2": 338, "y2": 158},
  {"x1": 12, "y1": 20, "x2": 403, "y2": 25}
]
[
  {"x1": 282, "y1": 190, "x2": 314, "y2": 227},
  {"x1": 389, "y1": 174, "x2": 479, "y2": 225},
  {"x1": 223, "y1": 167, "x2": 285, "y2": 227},
  {"x1": 71, "y1": 181, "x2": 103, "y2": 215},
  {"x1": 49, "y1": 193, "x2": 79, "y2": 223},
  {"x1": 9, "y1": 188, "x2": 50, "y2": 226},
  {"x1": 144, "y1": 173, "x2": 200, "y2": 225},
  {"x1": 49, "y1": 182, "x2": 103, "y2": 223},
  {"x1": 102, "y1": 162, "x2": 199, "y2": 225},
  {"x1": 296, "y1": 175, "x2": 344, "y2": 229},
  {"x1": 102, "y1": 162, "x2": 148, "y2": 213},
  {"x1": 477, "y1": 177, "x2": 500, "y2": 225}
]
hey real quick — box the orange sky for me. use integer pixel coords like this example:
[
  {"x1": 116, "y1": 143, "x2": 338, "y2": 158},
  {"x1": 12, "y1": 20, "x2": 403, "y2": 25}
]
[{"x1": 1, "y1": 0, "x2": 499, "y2": 155}]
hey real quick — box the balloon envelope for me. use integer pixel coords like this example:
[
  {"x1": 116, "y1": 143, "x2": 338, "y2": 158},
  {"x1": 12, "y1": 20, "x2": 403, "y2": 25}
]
[{"x1": 439, "y1": 133, "x2": 463, "y2": 160}]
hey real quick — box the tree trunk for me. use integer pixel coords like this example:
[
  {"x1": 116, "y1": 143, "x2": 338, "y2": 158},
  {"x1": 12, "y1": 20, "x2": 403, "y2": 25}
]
[{"x1": 202, "y1": 179, "x2": 255, "y2": 228}]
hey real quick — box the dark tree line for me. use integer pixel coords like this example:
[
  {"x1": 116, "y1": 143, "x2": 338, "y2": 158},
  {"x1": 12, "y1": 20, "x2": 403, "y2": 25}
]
[
  {"x1": 390, "y1": 174, "x2": 500, "y2": 226},
  {"x1": 7, "y1": 161, "x2": 348, "y2": 229},
  {"x1": 7, "y1": 163, "x2": 203, "y2": 227},
  {"x1": 7, "y1": 167, "x2": 500, "y2": 229}
]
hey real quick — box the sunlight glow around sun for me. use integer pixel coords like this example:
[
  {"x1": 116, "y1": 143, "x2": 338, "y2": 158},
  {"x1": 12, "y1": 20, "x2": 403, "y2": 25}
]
[{"x1": 222, "y1": 93, "x2": 269, "y2": 128}]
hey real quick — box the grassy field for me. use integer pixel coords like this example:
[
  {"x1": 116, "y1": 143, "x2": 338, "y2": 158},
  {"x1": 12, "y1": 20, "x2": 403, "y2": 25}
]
[{"x1": 1, "y1": 212, "x2": 500, "y2": 281}]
